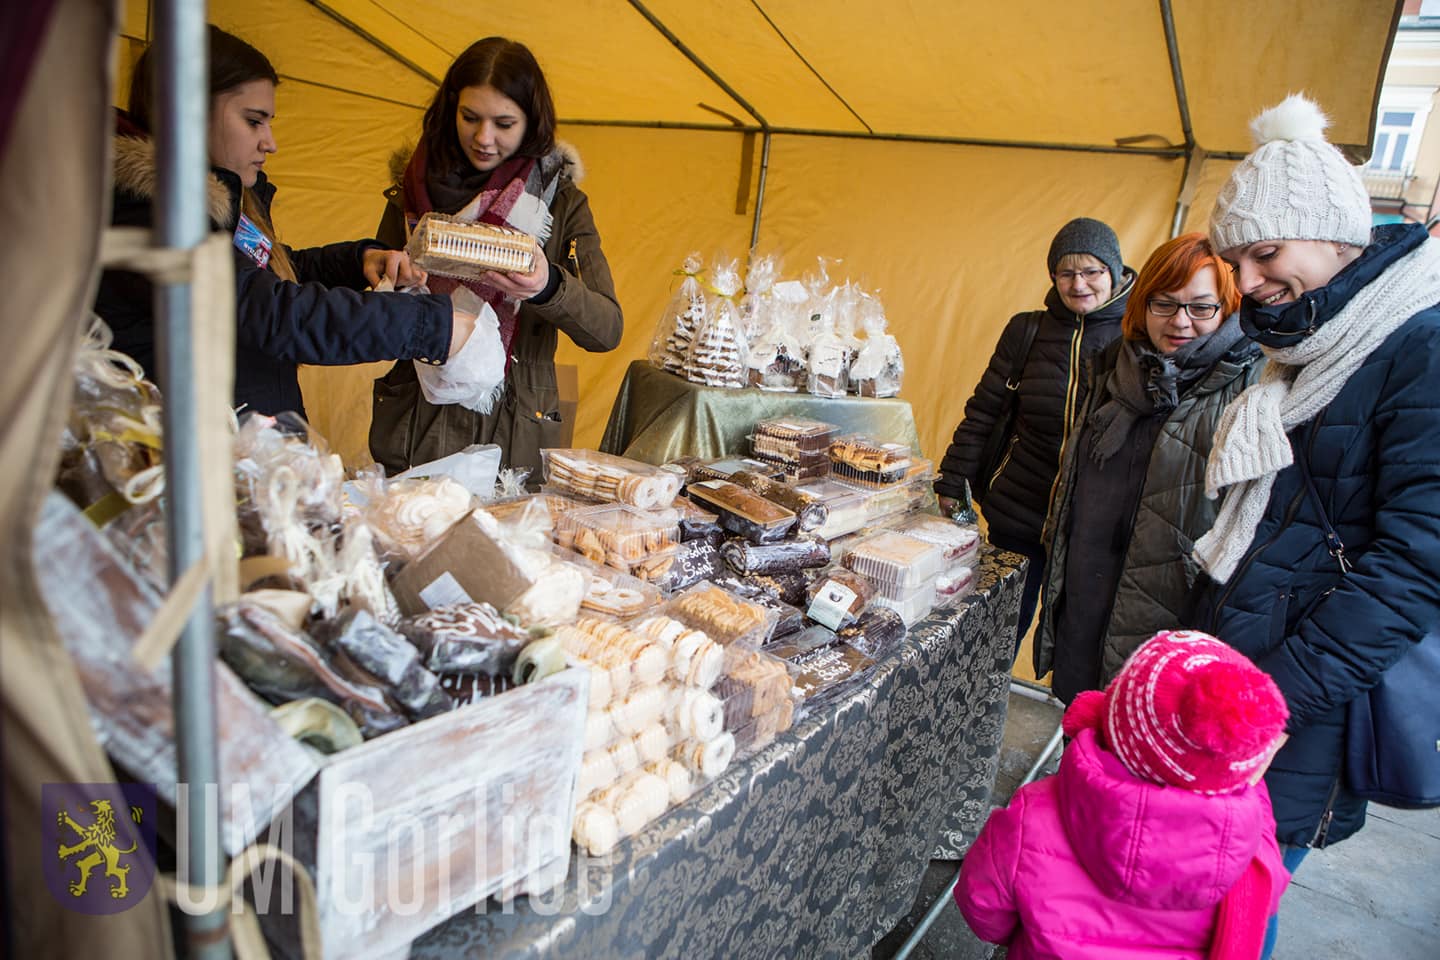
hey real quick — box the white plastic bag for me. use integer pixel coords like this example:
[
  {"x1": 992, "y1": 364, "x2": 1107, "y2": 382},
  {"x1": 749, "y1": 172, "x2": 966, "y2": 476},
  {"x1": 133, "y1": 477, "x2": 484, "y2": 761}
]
[{"x1": 415, "y1": 286, "x2": 507, "y2": 413}]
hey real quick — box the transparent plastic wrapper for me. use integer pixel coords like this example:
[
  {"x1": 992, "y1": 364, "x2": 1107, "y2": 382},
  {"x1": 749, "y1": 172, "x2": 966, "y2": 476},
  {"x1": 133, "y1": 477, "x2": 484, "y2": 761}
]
[
  {"x1": 715, "y1": 645, "x2": 795, "y2": 727},
  {"x1": 668, "y1": 686, "x2": 726, "y2": 739},
  {"x1": 849, "y1": 291, "x2": 904, "y2": 398},
  {"x1": 675, "y1": 498, "x2": 724, "y2": 544},
  {"x1": 805, "y1": 567, "x2": 876, "y2": 630},
  {"x1": 856, "y1": 468, "x2": 935, "y2": 523},
  {"x1": 727, "y1": 469, "x2": 829, "y2": 531},
  {"x1": 729, "y1": 696, "x2": 797, "y2": 756},
  {"x1": 415, "y1": 286, "x2": 506, "y2": 413},
  {"x1": 317, "y1": 607, "x2": 451, "y2": 720},
  {"x1": 685, "y1": 479, "x2": 797, "y2": 544},
  {"x1": 729, "y1": 569, "x2": 817, "y2": 608},
  {"x1": 233, "y1": 412, "x2": 345, "y2": 560},
  {"x1": 391, "y1": 443, "x2": 502, "y2": 498},
  {"x1": 567, "y1": 550, "x2": 664, "y2": 619},
  {"x1": 842, "y1": 530, "x2": 945, "y2": 589},
  {"x1": 553, "y1": 503, "x2": 680, "y2": 583},
  {"x1": 707, "y1": 574, "x2": 807, "y2": 637},
  {"x1": 669, "y1": 732, "x2": 737, "y2": 781},
  {"x1": 666, "y1": 581, "x2": 778, "y2": 647},
  {"x1": 887, "y1": 514, "x2": 981, "y2": 568},
  {"x1": 541, "y1": 448, "x2": 681, "y2": 508},
  {"x1": 836, "y1": 606, "x2": 908, "y2": 660},
  {"x1": 405, "y1": 211, "x2": 536, "y2": 277},
  {"x1": 217, "y1": 600, "x2": 407, "y2": 739},
  {"x1": 360, "y1": 475, "x2": 475, "y2": 564},
  {"x1": 795, "y1": 479, "x2": 872, "y2": 540},
  {"x1": 870, "y1": 582, "x2": 938, "y2": 627},
  {"x1": 690, "y1": 456, "x2": 785, "y2": 484},
  {"x1": 652, "y1": 539, "x2": 723, "y2": 593},
  {"x1": 481, "y1": 491, "x2": 582, "y2": 529},
  {"x1": 720, "y1": 536, "x2": 830, "y2": 577},
  {"x1": 397, "y1": 601, "x2": 531, "y2": 676},
  {"x1": 56, "y1": 318, "x2": 166, "y2": 511},
  {"x1": 806, "y1": 289, "x2": 851, "y2": 398},
  {"x1": 751, "y1": 417, "x2": 838, "y2": 465},
  {"x1": 828, "y1": 435, "x2": 913, "y2": 487},
  {"x1": 681, "y1": 258, "x2": 747, "y2": 388},
  {"x1": 768, "y1": 639, "x2": 877, "y2": 706},
  {"x1": 556, "y1": 617, "x2": 669, "y2": 690},
  {"x1": 630, "y1": 616, "x2": 725, "y2": 689},
  {"x1": 648, "y1": 253, "x2": 707, "y2": 374},
  {"x1": 935, "y1": 566, "x2": 977, "y2": 606},
  {"x1": 737, "y1": 252, "x2": 778, "y2": 342}
]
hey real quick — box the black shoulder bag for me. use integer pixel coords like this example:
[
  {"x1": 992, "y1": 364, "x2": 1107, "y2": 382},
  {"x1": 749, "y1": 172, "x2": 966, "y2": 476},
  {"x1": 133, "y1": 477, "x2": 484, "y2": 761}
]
[
  {"x1": 973, "y1": 311, "x2": 1041, "y2": 504},
  {"x1": 1296, "y1": 450, "x2": 1440, "y2": 809}
]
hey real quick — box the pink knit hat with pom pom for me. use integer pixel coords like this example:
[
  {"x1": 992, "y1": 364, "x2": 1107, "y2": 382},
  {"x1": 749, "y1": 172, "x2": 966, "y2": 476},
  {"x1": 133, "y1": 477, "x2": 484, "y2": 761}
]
[{"x1": 1062, "y1": 630, "x2": 1289, "y2": 794}]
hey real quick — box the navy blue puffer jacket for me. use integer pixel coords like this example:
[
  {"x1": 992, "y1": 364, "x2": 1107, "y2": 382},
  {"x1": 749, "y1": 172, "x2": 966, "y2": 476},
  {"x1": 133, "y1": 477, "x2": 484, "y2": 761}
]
[{"x1": 1198, "y1": 223, "x2": 1440, "y2": 848}]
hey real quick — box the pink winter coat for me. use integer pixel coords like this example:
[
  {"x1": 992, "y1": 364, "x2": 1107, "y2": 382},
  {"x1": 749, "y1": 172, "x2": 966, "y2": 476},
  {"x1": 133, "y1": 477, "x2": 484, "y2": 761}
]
[{"x1": 956, "y1": 728, "x2": 1288, "y2": 960}]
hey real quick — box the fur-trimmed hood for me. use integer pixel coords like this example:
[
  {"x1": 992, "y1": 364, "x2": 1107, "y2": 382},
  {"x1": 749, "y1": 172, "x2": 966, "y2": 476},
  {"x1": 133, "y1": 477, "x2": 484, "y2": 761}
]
[
  {"x1": 385, "y1": 139, "x2": 585, "y2": 187},
  {"x1": 112, "y1": 134, "x2": 235, "y2": 226}
]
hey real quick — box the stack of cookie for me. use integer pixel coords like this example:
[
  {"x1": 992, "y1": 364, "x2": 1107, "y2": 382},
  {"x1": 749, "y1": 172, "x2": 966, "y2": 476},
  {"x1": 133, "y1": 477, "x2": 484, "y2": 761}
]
[
  {"x1": 828, "y1": 435, "x2": 913, "y2": 487},
  {"x1": 751, "y1": 417, "x2": 836, "y2": 481},
  {"x1": 553, "y1": 504, "x2": 680, "y2": 584},
  {"x1": 541, "y1": 449, "x2": 682, "y2": 509}
]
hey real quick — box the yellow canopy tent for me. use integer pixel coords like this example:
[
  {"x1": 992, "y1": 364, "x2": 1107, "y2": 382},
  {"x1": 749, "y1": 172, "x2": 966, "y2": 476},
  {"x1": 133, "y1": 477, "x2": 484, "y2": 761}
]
[{"x1": 114, "y1": 0, "x2": 1400, "y2": 468}]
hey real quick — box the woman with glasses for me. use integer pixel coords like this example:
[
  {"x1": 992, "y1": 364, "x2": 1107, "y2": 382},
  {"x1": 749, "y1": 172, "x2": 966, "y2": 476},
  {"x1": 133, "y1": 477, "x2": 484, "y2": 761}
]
[
  {"x1": 1034, "y1": 232, "x2": 1259, "y2": 704},
  {"x1": 937, "y1": 217, "x2": 1134, "y2": 657},
  {"x1": 1191, "y1": 96, "x2": 1440, "y2": 956}
]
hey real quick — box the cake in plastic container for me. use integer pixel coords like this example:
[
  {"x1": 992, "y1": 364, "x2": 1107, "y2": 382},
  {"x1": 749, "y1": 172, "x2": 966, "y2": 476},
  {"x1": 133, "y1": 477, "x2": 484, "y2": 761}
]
[
  {"x1": 828, "y1": 435, "x2": 913, "y2": 487},
  {"x1": 841, "y1": 530, "x2": 944, "y2": 589},
  {"x1": 869, "y1": 581, "x2": 937, "y2": 627},
  {"x1": 887, "y1": 514, "x2": 980, "y2": 567},
  {"x1": 685, "y1": 479, "x2": 797, "y2": 543},
  {"x1": 405, "y1": 212, "x2": 536, "y2": 278}
]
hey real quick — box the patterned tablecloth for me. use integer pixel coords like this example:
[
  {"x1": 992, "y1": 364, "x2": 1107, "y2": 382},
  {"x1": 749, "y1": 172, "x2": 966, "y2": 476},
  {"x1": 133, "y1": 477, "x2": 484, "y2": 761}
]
[{"x1": 410, "y1": 547, "x2": 1024, "y2": 959}]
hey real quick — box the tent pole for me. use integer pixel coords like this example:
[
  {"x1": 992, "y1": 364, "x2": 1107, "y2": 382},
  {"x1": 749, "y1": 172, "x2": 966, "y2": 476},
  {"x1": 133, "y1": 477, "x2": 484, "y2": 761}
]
[
  {"x1": 154, "y1": 2, "x2": 230, "y2": 957},
  {"x1": 1159, "y1": 0, "x2": 1197, "y2": 238},
  {"x1": 751, "y1": 131, "x2": 771, "y2": 250}
]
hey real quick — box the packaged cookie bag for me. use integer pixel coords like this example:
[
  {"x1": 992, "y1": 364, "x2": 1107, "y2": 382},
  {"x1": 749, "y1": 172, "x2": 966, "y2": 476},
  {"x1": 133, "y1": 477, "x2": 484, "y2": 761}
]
[
  {"x1": 682, "y1": 258, "x2": 747, "y2": 388},
  {"x1": 737, "y1": 252, "x2": 779, "y2": 342},
  {"x1": 849, "y1": 291, "x2": 904, "y2": 398},
  {"x1": 648, "y1": 252, "x2": 707, "y2": 374},
  {"x1": 806, "y1": 292, "x2": 851, "y2": 398}
]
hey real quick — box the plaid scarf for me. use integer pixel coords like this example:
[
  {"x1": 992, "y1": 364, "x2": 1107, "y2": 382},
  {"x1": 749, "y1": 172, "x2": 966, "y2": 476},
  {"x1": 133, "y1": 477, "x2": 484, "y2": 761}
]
[{"x1": 400, "y1": 142, "x2": 563, "y2": 371}]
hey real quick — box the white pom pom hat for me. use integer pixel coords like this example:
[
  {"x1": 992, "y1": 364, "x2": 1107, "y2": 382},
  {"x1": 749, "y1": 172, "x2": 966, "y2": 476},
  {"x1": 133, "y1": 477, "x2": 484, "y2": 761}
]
[{"x1": 1209, "y1": 93, "x2": 1373, "y2": 254}]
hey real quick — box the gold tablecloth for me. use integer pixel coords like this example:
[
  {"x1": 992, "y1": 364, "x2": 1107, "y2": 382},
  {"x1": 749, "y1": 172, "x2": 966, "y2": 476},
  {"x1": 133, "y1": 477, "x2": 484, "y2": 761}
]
[{"x1": 599, "y1": 361, "x2": 924, "y2": 463}]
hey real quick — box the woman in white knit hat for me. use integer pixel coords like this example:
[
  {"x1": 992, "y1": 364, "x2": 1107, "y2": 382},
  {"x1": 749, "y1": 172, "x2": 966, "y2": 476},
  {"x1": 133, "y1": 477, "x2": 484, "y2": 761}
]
[{"x1": 1194, "y1": 93, "x2": 1440, "y2": 957}]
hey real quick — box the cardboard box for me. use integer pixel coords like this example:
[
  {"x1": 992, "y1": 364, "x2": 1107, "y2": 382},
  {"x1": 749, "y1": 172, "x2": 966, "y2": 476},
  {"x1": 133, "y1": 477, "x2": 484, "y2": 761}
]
[{"x1": 387, "y1": 511, "x2": 533, "y2": 617}]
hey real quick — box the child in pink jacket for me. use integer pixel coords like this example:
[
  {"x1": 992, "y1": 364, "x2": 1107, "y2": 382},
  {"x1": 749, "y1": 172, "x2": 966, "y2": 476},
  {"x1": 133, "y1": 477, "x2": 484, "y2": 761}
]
[{"x1": 957, "y1": 629, "x2": 1290, "y2": 960}]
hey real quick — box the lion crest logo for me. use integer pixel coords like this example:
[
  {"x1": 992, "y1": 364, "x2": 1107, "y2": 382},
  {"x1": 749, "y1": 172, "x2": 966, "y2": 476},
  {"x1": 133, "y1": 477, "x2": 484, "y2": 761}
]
[{"x1": 42, "y1": 783, "x2": 156, "y2": 914}]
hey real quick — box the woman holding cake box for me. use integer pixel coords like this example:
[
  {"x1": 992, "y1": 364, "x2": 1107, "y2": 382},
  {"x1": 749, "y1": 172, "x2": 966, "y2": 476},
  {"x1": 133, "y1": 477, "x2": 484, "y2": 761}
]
[
  {"x1": 1034, "y1": 232, "x2": 1262, "y2": 705},
  {"x1": 96, "y1": 26, "x2": 475, "y2": 422},
  {"x1": 369, "y1": 37, "x2": 623, "y2": 481}
]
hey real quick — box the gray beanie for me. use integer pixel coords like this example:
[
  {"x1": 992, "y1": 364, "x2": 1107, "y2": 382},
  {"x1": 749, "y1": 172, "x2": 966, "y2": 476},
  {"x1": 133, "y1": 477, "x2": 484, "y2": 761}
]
[
  {"x1": 1048, "y1": 217, "x2": 1123, "y2": 286},
  {"x1": 1210, "y1": 94, "x2": 1372, "y2": 254}
]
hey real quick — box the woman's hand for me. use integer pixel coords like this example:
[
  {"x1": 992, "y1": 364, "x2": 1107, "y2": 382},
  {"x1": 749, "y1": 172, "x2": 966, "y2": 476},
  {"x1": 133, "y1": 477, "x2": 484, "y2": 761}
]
[
  {"x1": 479, "y1": 243, "x2": 549, "y2": 300},
  {"x1": 447, "y1": 305, "x2": 476, "y2": 360},
  {"x1": 364, "y1": 248, "x2": 428, "y2": 289}
]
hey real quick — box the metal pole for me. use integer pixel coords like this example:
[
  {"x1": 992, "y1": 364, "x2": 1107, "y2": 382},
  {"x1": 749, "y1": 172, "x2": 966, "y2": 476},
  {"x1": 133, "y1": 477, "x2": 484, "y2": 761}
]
[
  {"x1": 750, "y1": 130, "x2": 771, "y2": 250},
  {"x1": 154, "y1": 2, "x2": 230, "y2": 957}
]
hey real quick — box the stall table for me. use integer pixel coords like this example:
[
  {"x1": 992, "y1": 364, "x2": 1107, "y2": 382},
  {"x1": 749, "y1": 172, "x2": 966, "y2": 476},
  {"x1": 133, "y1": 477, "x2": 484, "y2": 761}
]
[
  {"x1": 600, "y1": 361, "x2": 924, "y2": 462},
  {"x1": 409, "y1": 547, "x2": 1024, "y2": 959}
]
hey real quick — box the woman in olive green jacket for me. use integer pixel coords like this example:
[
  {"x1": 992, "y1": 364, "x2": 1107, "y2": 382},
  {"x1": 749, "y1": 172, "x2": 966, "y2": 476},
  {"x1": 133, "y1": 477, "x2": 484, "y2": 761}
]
[
  {"x1": 1035, "y1": 233, "x2": 1262, "y2": 703},
  {"x1": 369, "y1": 37, "x2": 622, "y2": 481}
]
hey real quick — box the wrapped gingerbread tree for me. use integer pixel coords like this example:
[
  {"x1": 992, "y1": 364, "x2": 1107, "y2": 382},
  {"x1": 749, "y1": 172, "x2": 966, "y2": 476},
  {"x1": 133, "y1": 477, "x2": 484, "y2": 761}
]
[
  {"x1": 682, "y1": 258, "x2": 747, "y2": 388},
  {"x1": 648, "y1": 252, "x2": 707, "y2": 375}
]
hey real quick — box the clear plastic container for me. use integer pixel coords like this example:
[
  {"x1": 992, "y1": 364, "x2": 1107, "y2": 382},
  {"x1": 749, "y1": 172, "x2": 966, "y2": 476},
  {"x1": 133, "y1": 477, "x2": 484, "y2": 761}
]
[
  {"x1": 842, "y1": 530, "x2": 945, "y2": 589},
  {"x1": 405, "y1": 212, "x2": 536, "y2": 278},
  {"x1": 690, "y1": 456, "x2": 785, "y2": 483},
  {"x1": 828, "y1": 435, "x2": 913, "y2": 487},
  {"x1": 888, "y1": 514, "x2": 981, "y2": 566},
  {"x1": 664, "y1": 581, "x2": 779, "y2": 648},
  {"x1": 561, "y1": 547, "x2": 665, "y2": 619},
  {"x1": 752, "y1": 417, "x2": 839, "y2": 457},
  {"x1": 685, "y1": 479, "x2": 797, "y2": 543},
  {"x1": 935, "y1": 566, "x2": 977, "y2": 606},
  {"x1": 796, "y1": 478, "x2": 873, "y2": 540},
  {"x1": 714, "y1": 645, "x2": 795, "y2": 725},
  {"x1": 869, "y1": 581, "x2": 938, "y2": 626},
  {"x1": 541, "y1": 448, "x2": 682, "y2": 509},
  {"x1": 554, "y1": 503, "x2": 680, "y2": 582}
]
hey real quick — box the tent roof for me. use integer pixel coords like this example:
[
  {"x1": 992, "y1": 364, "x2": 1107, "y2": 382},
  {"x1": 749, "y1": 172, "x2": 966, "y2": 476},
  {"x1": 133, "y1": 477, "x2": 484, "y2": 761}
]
[{"x1": 161, "y1": 0, "x2": 1398, "y2": 159}]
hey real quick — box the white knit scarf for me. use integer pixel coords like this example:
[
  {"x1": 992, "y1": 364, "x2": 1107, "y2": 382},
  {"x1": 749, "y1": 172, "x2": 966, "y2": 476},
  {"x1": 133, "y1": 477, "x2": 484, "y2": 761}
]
[{"x1": 1194, "y1": 238, "x2": 1440, "y2": 582}]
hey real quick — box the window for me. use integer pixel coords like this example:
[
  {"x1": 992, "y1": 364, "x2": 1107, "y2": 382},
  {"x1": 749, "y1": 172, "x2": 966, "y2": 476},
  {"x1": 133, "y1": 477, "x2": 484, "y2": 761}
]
[{"x1": 1370, "y1": 96, "x2": 1430, "y2": 173}]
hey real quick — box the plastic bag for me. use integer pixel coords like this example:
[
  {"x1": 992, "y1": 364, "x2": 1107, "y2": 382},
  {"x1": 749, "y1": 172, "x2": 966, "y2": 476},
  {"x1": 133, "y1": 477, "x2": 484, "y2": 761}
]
[
  {"x1": 393, "y1": 443, "x2": 502, "y2": 498},
  {"x1": 415, "y1": 286, "x2": 506, "y2": 413},
  {"x1": 849, "y1": 291, "x2": 904, "y2": 397},
  {"x1": 682, "y1": 258, "x2": 747, "y2": 388},
  {"x1": 737, "y1": 253, "x2": 779, "y2": 342},
  {"x1": 648, "y1": 252, "x2": 707, "y2": 374}
]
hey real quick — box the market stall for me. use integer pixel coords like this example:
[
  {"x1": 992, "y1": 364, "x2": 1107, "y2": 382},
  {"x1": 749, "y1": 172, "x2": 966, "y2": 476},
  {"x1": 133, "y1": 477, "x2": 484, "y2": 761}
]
[{"x1": 408, "y1": 548, "x2": 1021, "y2": 959}]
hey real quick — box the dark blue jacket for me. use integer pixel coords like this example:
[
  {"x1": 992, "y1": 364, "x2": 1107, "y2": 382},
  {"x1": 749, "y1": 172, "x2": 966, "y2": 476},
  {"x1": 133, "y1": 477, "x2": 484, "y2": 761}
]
[
  {"x1": 1198, "y1": 223, "x2": 1440, "y2": 848},
  {"x1": 97, "y1": 129, "x2": 453, "y2": 420}
]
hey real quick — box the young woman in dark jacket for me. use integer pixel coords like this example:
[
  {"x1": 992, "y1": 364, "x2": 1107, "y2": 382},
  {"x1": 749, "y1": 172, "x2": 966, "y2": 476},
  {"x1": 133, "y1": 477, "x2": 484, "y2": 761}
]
[
  {"x1": 1196, "y1": 94, "x2": 1440, "y2": 957},
  {"x1": 368, "y1": 37, "x2": 623, "y2": 482},
  {"x1": 936, "y1": 217, "x2": 1133, "y2": 654},
  {"x1": 94, "y1": 26, "x2": 469, "y2": 422},
  {"x1": 1035, "y1": 233, "x2": 1260, "y2": 704}
]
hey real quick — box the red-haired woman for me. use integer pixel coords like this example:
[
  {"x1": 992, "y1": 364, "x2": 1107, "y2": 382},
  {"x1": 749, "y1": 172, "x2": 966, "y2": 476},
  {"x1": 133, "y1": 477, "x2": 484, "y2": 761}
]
[{"x1": 1034, "y1": 233, "x2": 1261, "y2": 703}]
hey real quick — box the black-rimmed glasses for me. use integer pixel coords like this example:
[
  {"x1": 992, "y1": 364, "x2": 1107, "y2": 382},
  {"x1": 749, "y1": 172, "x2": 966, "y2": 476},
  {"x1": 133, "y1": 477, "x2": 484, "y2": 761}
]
[{"x1": 1147, "y1": 298, "x2": 1221, "y2": 320}]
